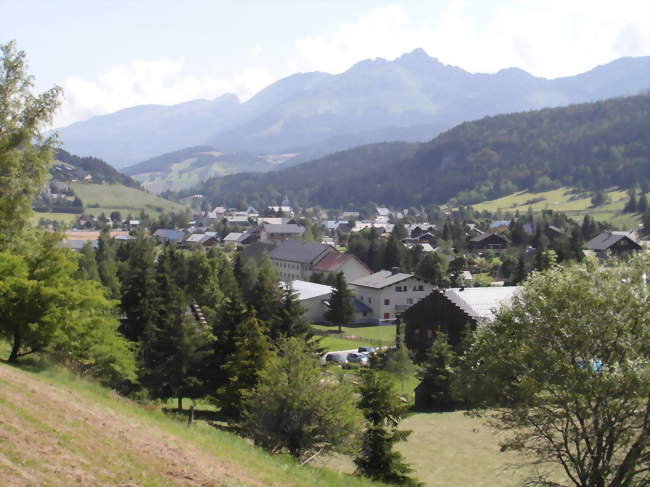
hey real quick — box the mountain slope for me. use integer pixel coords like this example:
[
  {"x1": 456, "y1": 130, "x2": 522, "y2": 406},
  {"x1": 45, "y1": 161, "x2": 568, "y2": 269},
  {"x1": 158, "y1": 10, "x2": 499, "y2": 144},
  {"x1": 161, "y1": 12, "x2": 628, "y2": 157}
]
[
  {"x1": 183, "y1": 94, "x2": 650, "y2": 209},
  {"x1": 0, "y1": 362, "x2": 379, "y2": 487},
  {"x1": 55, "y1": 50, "x2": 650, "y2": 168},
  {"x1": 123, "y1": 146, "x2": 290, "y2": 194}
]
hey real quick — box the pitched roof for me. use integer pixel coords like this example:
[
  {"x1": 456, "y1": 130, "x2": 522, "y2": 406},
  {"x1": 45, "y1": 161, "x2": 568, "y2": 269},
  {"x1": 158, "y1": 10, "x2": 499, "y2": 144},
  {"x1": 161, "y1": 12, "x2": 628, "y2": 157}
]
[
  {"x1": 444, "y1": 286, "x2": 519, "y2": 320},
  {"x1": 262, "y1": 223, "x2": 305, "y2": 234},
  {"x1": 269, "y1": 240, "x2": 333, "y2": 264},
  {"x1": 351, "y1": 270, "x2": 414, "y2": 289},
  {"x1": 224, "y1": 232, "x2": 243, "y2": 242},
  {"x1": 585, "y1": 231, "x2": 641, "y2": 251},
  {"x1": 284, "y1": 280, "x2": 333, "y2": 300},
  {"x1": 470, "y1": 232, "x2": 507, "y2": 243},
  {"x1": 153, "y1": 229, "x2": 185, "y2": 241},
  {"x1": 312, "y1": 252, "x2": 366, "y2": 272}
]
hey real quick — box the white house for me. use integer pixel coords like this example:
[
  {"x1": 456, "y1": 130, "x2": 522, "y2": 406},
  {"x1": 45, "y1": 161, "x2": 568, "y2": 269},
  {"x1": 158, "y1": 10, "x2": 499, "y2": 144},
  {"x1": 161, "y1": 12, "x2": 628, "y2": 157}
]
[
  {"x1": 285, "y1": 280, "x2": 333, "y2": 323},
  {"x1": 350, "y1": 270, "x2": 434, "y2": 323}
]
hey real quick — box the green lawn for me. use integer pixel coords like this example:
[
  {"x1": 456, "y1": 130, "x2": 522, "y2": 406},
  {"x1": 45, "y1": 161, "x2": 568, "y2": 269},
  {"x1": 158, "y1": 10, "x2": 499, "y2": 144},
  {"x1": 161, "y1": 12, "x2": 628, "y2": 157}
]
[
  {"x1": 70, "y1": 182, "x2": 188, "y2": 216},
  {"x1": 312, "y1": 324, "x2": 397, "y2": 351},
  {"x1": 32, "y1": 211, "x2": 81, "y2": 225},
  {"x1": 468, "y1": 186, "x2": 640, "y2": 227}
]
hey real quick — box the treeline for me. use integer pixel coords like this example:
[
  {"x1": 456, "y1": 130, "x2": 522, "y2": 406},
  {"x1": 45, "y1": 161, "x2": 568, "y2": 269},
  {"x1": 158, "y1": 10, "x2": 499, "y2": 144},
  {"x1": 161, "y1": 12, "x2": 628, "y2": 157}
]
[{"x1": 178, "y1": 95, "x2": 650, "y2": 209}]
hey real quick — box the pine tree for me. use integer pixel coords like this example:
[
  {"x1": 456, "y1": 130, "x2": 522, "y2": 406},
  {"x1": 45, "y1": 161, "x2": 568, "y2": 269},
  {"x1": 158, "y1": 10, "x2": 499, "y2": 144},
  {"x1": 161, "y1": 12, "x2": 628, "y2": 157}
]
[
  {"x1": 384, "y1": 234, "x2": 405, "y2": 270},
  {"x1": 638, "y1": 193, "x2": 648, "y2": 213},
  {"x1": 416, "y1": 332, "x2": 459, "y2": 410},
  {"x1": 249, "y1": 254, "x2": 281, "y2": 324},
  {"x1": 119, "y1": 234, "x2": 159, "y2": 342},
  {"x1": 140, "y1": 250, "x2": 212, "y2": 409},
  {"x1": 75, "y1": 241, "x2": 100, "y2": 281},
  {"x1": 214, "y1": 311, "x2": 272, "y2": 419},
  {"x1": 270, "y1": 285, "x2": 312, "y2": 340},
  {"x1": 355, "y1": 369, "x2": 421, "y2": 486},
  {"x1": 325, "y1": 272, "x2": 355, "y2": 332},
  {"x1": 96, "y1": 227, "x2": 121, "y2": 299},
  {"x1": 624, "y1": 188, "x2": 638, "y2": 213}
]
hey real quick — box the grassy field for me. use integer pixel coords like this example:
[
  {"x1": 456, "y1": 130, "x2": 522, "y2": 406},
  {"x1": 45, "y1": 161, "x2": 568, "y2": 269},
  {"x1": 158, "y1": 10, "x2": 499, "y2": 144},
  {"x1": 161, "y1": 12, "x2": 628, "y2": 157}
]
[
  {"x1": 312, "y1": 324, "x2": 397, "y2": 351},
  {"x1": 320, "y1": 410, "x2": 555, "y2": 487},
  {"x1": 0, "y1": 357, "x2": 385, "y2": 487},
  {"x1": 70, "y1": 182, "x2": 188, "y2": 217},
  {"x1": 32, "y1": 211, "x2": 81, "y2": 225},
  {"x1": 469, "y1": 186, "x2": 641, "y2": 227}
]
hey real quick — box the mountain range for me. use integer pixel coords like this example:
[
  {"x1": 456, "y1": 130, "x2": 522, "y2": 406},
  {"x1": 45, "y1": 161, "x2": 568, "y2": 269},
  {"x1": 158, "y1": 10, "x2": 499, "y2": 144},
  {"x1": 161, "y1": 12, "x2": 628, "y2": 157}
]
[
  {"x1": 180, "y1": 94, "x2": 650, "y2": 210},
  {"x1": 56, "y1": 49, "x2": 650, "y2": 173}
]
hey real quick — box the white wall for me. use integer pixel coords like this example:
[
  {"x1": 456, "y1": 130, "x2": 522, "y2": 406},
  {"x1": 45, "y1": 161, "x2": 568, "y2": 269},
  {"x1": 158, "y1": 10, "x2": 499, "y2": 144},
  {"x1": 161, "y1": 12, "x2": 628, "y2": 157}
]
[{"x1": 353, "y1": 276, "x2": 434, "y2": 323}]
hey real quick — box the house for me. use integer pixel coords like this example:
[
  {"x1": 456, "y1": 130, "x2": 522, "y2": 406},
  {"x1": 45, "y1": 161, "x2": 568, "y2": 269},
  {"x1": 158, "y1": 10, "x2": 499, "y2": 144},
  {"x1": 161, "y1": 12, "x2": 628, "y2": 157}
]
[
  {"x1": 223, "y1": 231, "x2": 257, "y2": 248},
  {"x1": 350, "y1": 270, "x2": 434, "y2": 323},
  {"x1": 402, "y1": 286, "x2": 520, "y2": 359},
  {"x1": 267, "y1": 205, "x2": 294, "y2": 216},
  {"x1": 489, "y1": 220, "x2": 511, "y2": 232},
  {"x1": 259, "y1": 223, "x2": 305, "y2": 243},
  {"x1": 311, "y1": 252, "x2": 372, "y2": 282},
  {"x1": 584, "y1": 231, "x2": 642, "y2": 257},
  {"x1": 284, "y1": 280, "x2": 333, "y2": 323},
  {"x1": 468, "y1": 232, "x2": 508, "y2": 252},
  {"x1": 284, "y1": 280, "x2": 373, "y2": 324},
  {"x1": 183, "y1": 232, "x2": 219, "y2": 248},
  {"x1": 269, "y1": 240, "x2": 371, "y2": 283},
  {"x1": 153, "y1": 228, "x2": 185, "y2": 244},
  {"x1": 269, "y1": 241, "x2": 334, "y2": 281}
]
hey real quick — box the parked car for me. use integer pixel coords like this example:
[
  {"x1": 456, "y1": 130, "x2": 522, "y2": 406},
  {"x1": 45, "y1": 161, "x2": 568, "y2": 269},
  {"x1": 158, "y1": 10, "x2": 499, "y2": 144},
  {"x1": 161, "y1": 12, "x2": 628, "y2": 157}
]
[
  {"x1": 347, "y1": 352, "x2": 369, "y2": 365},
  {"x1": 358, "y1": 346, "x2": 376, "y2": 355},
  {"x1": 325, "y1": 353, "x2": 347, "y2": 364}
]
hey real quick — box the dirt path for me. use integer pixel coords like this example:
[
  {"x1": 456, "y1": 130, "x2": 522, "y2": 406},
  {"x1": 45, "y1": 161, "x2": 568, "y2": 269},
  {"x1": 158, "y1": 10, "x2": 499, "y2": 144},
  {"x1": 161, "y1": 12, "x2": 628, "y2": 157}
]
[{"x1": 0, "y1": 364, "x2": 269, "y2": 487}]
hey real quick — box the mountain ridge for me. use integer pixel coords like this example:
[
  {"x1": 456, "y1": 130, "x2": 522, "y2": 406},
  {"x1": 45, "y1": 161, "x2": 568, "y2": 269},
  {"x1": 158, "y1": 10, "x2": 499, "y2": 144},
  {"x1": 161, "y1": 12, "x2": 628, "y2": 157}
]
[{"x1": 54, "y1": 50, "x2": 650, "y2": 169}]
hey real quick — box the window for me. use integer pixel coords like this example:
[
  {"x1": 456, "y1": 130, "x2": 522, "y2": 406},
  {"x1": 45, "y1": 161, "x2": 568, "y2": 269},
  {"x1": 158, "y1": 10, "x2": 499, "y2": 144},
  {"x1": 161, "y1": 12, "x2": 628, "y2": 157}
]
[
  {"x1": 407, "y1": 298, "x2": 413, "y2": 304},
  {"x1": 368, "y1": 297, "x2": 371, "y2": 303},
  {"x1": 384, "y1": 299, "x2": 390, "y2": 305},
  {"x1": 415, "y1": 328, "x2": 420, "y2": 335},
  {"x1": 417, "y1": 285, "x2": 424, "y2": 291},
  {"x1": 412, "y1": 286, "x2": 417, "y2": 291},
  {"x1": 383, "y1": 312, "x2": 390, "y2": 320}
]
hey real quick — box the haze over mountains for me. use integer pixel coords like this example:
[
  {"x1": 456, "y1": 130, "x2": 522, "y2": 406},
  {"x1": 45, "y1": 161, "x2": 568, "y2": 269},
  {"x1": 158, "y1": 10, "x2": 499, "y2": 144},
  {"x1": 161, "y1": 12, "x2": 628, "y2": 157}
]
[{"x1": 56, "y1": 49, "x2": 650, "y2": 174}]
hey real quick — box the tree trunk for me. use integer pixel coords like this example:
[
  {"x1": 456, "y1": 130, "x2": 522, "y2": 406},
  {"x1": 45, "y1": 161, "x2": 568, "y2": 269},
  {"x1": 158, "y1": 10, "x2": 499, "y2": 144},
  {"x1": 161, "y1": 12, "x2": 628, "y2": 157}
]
[
  {"x1": 177, "y1": 396, "x2": 183, "y2": 411},
  {"x1": 8, "y1": 332, "x2": 22, "y2": 363}
]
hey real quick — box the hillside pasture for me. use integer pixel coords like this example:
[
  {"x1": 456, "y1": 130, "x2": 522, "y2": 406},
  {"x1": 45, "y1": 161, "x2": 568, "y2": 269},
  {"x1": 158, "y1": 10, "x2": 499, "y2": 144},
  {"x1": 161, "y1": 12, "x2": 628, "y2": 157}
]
[{"x1": 70, "y1": 182, "x2": 188, "y2": 216}]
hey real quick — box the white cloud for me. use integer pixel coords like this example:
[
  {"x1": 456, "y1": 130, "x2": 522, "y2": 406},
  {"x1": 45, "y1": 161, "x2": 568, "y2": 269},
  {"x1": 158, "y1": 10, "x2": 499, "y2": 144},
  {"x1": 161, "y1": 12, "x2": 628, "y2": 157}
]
[
  {"x1": 55, "y1": 59, "x2": 274, "y2": 128},
  {"x1": 289, "y1": 0, "x2": 650, "y2": 78}
]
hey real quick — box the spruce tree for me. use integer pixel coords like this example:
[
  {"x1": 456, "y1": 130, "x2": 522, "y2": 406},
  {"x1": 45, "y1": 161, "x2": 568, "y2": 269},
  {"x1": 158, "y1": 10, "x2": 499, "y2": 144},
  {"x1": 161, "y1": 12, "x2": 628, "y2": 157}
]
[
  {"x1": 96, "y1": 227, "x2": 121, "y2": 299},
  {"x1": 271, "y1": 285, "x2": 312, "y2": 340},
  {"x1": 355, "y1": 369, "x2": 421, "y2": 486},
  {"x1": 416, "y1": 332, "x2": 459, "y2": 410},
  {"x1": 75, "y1": 241, "x2": 100, "y2": 281},
  {"x1": 249, "y1": 254, "x2": 281, "y2": 324},
  {"x1": 638, "y1": 193, "x2": 648, "y2": 213},
  {"x1": 214, "y1": 311, "x2": 271, "y2": 419},
  {"x1": 384, "y1": 234, "x2": 405, "y2": 270},
  {"x1": 325, "y1": 272, "x2": 355, "y2": 332}
]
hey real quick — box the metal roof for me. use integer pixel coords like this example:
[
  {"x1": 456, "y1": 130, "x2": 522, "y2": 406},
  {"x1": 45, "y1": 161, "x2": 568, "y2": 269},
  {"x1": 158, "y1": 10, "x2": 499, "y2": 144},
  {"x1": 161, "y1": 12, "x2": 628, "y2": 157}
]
[
  {"x1": 444, "y1": 286, "x2": 519, "y2": 320},
  {"x1": 269, "y1": 240, "x2": 332, "y2": 264},
  {"x1": 153, "y1": 229, "x2": 185, "y2": 241},
  {"x1": 284, "y1": 280, "x2": 333, "y2": 301},
  {"x1": 585, "y1": 231, "x2": 640, "y2": 251},
  {"x1": 262, "y1": 223, "x2": 305, "y2": 234},
  {"x1": 351, "y1": 270, "x2": 414, "y2": 289}
]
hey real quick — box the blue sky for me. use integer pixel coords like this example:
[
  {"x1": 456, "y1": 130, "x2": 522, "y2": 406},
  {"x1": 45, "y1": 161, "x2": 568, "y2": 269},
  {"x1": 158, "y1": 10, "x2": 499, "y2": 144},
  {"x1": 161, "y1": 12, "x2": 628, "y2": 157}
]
[{"x1": 2, "y1": 0, "x2": 649, "y2": 128}]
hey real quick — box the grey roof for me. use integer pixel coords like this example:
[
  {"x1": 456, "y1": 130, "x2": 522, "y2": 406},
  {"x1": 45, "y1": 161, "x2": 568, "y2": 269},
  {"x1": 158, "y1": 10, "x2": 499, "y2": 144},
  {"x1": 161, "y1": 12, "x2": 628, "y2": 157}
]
[
  {"x1": 444, "y1": 286, "x2": 520, "y2": 321},
  {"x1": 470, "y1": 232, "x2": 507, "y2": 242},
  {"x1": 153, "y1": 229, "x2": 185, "y2": 241},
  {"x1": 585, "y1": 231, "x2": 640, "y2": 251},
  {"x1": 224, "y1": 232, "x2": 244, "y2": 242},
  {"x1": 269, "y1": 240, "x2": 332, "y2": 264},
  {"x1": 351, "y1": 270, "x2": 414, "y2": 289},
  {"x1": 284, "y1": 280, "x2": 333, "y2": 300},
  {"x1": 263, "y1": 223, "x2": 304, "y2": 234}
]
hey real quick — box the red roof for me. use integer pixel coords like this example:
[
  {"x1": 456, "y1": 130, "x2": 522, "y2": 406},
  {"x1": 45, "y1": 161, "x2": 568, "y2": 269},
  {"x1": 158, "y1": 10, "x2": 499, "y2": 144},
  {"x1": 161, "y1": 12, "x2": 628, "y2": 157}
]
[{"x1": 314, "y1": 252, "x2": 371, "y2": 273}]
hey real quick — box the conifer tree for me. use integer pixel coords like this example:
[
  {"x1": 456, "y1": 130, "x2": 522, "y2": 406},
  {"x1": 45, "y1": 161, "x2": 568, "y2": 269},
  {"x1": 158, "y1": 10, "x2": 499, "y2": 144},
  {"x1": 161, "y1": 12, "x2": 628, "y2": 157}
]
[
  {"x1": 384, "y1": 234, "x2": 405, "y2": 270},
  {"x1": 75, "y1": 241, "x2": 100, "y2": 281},
  {"x1": 325, "y1": 272, "x2": 355, "y2": 332},
  {"x1": 119, "y1": 233, "x2": 159, "y2": 342},
  {"x1": 96, "y1": 227, "x2": 121, "y2": 299},
  {"x1": 355, "y1": 369, "x2": 421, "y2": 486},
  {"x1": 416, "y1": 332, "x2": 459, "y2": 410},
  {"x1": 638, "y1": 192, "x2": 648, "y2": 213},
  {"x1": 249, "y1": 254, "x2": 281, "y2": 324},
  {"x1": 271, "y1": 285, "x2": 312, "y2": 340},
  {"x1": 214, "y1": 311, "x2": 272, "y2": 419}
]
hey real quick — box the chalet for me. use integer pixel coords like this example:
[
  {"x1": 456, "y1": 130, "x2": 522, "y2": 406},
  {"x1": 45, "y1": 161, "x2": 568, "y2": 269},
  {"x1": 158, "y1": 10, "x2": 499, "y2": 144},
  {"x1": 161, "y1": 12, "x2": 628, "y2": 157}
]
[
  {"x1": 468, "y1": 232, "x2": 508, "y2": 252},
  {"x1": 402, "y1": 286, "x2": 520, "y2": 360},
  {"x1": 350, "y1": 270, "x2": 434, "y2": 323},
  {"x1": 584, "y1": 231, "x2": 642, "y2": 258},
  {"x1": 259, "y1": 223, "x2": 305, "y2": 243},
  {"x1": 153, "y1": 228, "x2": 185, "y2": 244}
]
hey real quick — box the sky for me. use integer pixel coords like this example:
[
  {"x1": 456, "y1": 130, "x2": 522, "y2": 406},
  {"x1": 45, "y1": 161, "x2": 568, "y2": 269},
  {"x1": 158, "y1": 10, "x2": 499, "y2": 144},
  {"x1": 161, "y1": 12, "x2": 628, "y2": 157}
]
[{"x1": 2, "y1": 0, "x2": 649, "y2": 128}]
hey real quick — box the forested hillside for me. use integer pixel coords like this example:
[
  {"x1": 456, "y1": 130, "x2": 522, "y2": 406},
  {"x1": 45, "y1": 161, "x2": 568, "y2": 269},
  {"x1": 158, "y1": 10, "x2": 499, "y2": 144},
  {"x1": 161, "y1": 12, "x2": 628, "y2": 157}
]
[
  {"x1": 54, "y1": 149, "x2": 141, "y2": 188},
  {"x1": 183, "y1": 95, "x2": 650, "y2": 209}
]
